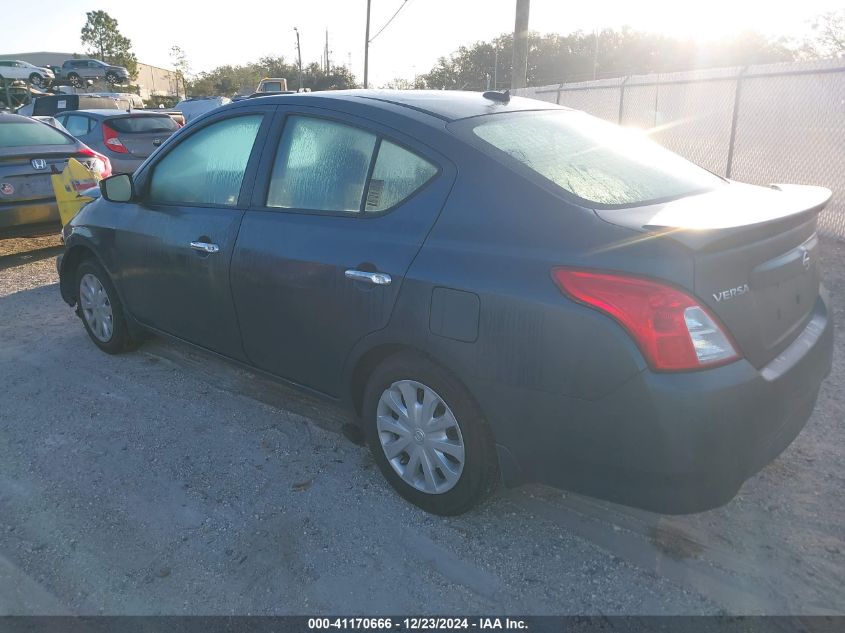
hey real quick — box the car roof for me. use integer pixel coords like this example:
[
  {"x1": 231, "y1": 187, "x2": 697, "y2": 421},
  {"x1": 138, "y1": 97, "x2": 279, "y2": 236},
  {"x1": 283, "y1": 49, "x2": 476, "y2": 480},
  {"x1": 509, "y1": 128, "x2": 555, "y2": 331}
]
[
  {"x1": 71, "y1": 109, "x2": 170, "y2": 117},
  {"x1": 245, "y1": 89, "x2": 566, "y2": 122}
]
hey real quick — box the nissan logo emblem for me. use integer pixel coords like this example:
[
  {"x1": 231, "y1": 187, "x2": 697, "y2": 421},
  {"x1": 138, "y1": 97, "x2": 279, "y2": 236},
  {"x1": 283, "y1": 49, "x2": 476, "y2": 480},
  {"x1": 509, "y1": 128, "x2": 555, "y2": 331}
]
[{"x1": 31, "y1": 158, "x2": 47, "y2": 170}]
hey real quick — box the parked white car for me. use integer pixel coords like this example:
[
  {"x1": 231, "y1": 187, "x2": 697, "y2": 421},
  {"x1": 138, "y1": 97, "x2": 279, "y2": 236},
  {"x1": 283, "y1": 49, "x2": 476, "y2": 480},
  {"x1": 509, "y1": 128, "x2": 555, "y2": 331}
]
[{"x1": 0, "y1": 60, "x2": 55, "y2": 87}]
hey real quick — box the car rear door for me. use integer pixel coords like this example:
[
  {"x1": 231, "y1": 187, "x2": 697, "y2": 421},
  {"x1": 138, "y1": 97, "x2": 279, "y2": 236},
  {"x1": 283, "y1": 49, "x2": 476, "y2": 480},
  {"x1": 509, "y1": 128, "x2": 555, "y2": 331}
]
[
  {"x1": 230, "y1": 108, "x2": 455, "y2": 397},
  {"x1": 113, "y1": 106, "x2": 273, "y2": 360}
]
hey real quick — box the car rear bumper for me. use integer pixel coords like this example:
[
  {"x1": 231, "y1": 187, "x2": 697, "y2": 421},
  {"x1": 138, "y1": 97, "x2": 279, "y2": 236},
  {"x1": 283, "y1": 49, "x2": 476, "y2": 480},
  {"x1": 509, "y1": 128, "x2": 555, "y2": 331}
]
[
  {"x1": 0, "y1": 199, "x2": 60, "y2": 231},
  {"x1": 490, "y1": 292, "x2": 834, "y2": 514}
]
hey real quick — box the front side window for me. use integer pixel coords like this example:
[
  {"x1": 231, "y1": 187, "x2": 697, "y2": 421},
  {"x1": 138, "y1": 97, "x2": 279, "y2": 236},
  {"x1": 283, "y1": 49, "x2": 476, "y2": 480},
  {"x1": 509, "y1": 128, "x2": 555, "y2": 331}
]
[
  {"x1": 267, "y1": 116, "x2": 376, "y2": 213},
  {"x1": 148, "y1": 114, "x2": 262, "y2": 207},
  {"x1": 469, "y1": 110, "x2": 724, "y2": 207}
]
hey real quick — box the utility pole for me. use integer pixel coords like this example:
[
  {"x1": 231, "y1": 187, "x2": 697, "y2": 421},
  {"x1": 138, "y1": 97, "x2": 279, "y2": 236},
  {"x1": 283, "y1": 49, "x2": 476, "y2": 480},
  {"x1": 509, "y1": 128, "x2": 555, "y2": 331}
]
[
  {"x1": 325, "y1": 30, "x2": 330, "y2": 72},
  {"x1": 493, "y1": 47, "x2": 499, "y2": 89},
  {"x1": 363, "y1": 0, "x2": 372, "y2": 88},
  {"x1": 592, "y1": 29, "x2": 599, "y2": 80},
  {"x1": 511, "y1": 0, "x2": 530, "y2": 90},
  {"x1": 294, "y1": 27, "x2": 303, "y2": 91}
]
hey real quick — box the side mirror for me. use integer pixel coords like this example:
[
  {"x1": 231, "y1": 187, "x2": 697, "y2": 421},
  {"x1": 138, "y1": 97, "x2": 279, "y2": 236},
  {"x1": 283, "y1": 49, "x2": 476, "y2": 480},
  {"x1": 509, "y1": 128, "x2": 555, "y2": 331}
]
[{"x1": 100, "y1": 173, "x2": 134, "y2": 203}]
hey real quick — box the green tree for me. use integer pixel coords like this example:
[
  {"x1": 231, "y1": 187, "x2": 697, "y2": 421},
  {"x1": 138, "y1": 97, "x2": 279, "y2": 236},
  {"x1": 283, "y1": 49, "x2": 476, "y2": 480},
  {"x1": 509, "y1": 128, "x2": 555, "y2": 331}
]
[
  {"x1": 170, "y1": 45, "x2": 190, "y2": 98},
  {"x1": 419, "y1": 28, "x2": 797, "y2": 90},
  {"x1": 189, "y1": 56, "x2": 358, "y2": 97},
  {"x1": 805, "y1": 10, "x2": 845, "y2": 57},
  {"x1": 80, "y1": 10, "x2": 138, "y2": 79}
]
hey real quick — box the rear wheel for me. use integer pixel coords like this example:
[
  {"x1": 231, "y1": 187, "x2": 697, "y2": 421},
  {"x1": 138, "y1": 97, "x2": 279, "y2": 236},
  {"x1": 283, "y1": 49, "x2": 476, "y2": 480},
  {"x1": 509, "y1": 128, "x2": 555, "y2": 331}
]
[
  {"x1": 363, "y1": 352, "x2": 498, "y2": 515},
  {"x1": 75, "y1": 259, "x2": 138, "y2": 354},
  {"x1": 68, "y1": 73, "x2": 81, "y2": 87}
]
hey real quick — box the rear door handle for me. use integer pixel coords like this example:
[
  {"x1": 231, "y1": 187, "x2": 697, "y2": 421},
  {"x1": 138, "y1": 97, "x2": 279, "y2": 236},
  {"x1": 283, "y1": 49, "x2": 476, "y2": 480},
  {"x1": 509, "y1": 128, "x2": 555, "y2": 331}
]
[
  {"x1": 190, "y1": 241, "x2": 220, "y2": 254},
  {"x1": 345, "y1": 269, "x2": 392, "y2": 286}
]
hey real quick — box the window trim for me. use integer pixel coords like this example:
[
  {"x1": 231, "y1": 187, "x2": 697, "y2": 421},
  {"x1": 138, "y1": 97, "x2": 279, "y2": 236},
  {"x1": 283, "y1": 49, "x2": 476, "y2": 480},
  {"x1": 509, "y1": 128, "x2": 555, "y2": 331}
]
[
  {"x1": 142, "y1": 109, "x2": 269, "y2": 211},
  {"x1": 254, "y1": 110, "x2": 442, "y2": 219}
]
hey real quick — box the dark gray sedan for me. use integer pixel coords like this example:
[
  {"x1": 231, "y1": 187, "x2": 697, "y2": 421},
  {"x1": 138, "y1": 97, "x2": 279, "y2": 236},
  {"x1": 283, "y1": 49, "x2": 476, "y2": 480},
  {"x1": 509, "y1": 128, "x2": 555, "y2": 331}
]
[
  {"x1": 55, "y1": 110, "x2": 179, "y2": 174},
  {"x1": 57, "y1": 91, "x2": 834, "y2": 516}
]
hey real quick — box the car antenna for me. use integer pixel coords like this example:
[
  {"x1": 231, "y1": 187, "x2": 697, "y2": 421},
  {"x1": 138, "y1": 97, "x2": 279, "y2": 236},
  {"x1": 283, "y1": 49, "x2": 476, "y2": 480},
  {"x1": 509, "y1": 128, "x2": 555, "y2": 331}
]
[{"x1": 482, "y1": 89, "x2": 510, "y2": 103}]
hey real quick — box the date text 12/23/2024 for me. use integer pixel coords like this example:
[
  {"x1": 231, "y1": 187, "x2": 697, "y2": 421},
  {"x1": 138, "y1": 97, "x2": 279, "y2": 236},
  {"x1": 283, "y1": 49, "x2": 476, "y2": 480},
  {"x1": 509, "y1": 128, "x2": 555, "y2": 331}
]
[{"x1": 307, "y1": 618, "x2": 528, "y2": 630}]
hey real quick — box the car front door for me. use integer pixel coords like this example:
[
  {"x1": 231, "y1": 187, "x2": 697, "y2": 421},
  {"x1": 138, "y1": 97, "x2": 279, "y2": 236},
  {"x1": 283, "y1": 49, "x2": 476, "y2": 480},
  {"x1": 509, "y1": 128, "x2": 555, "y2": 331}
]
[
  {"x1": 113, "y1": 106, "x2": 272, "y2": 360},
  {"x1": 230, "y1": 109, "x2": 455, "y2": 396}
]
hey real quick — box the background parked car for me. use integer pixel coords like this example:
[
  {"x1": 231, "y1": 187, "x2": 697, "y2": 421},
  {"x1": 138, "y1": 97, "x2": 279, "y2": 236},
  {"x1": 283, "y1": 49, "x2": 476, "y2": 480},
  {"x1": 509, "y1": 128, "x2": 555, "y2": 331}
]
[
  {"x1": 173, "y1": 96, "x2": 231, "y2": 123},
  {"x1": 0, "y1": 59, "x2": 55, "y2": 87},
  {"x1": 0, "y1": 112, "x2": 110, "y2": 235},
  {"x1": 59, "y1": 59, "x2": 130, "y2": 87},
  {"x1": 54, "y1": 109, "x2": 179, "y2": 173},
  {"x1": 31, "y1": 115, "x2": 71, "y2": 134},
  {"x1": 15, "y1": 94, "x2": 121, "y2": 117}
]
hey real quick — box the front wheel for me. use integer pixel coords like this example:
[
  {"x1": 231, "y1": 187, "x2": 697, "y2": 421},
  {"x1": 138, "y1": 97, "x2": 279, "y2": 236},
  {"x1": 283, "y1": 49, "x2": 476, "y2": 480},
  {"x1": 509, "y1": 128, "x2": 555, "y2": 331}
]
[
  {"x1": 105, "y1": 72, "x2": 119, "y2": 85},
  {"x1": 75, "y1": 259, "x2": 139, "y2": 354},
  {"x1": 29, "y1": 73, "x2": 43, "y2": 87},
  {"x1": 363, "y1": 353, "x2": 498, "y2": 515}
]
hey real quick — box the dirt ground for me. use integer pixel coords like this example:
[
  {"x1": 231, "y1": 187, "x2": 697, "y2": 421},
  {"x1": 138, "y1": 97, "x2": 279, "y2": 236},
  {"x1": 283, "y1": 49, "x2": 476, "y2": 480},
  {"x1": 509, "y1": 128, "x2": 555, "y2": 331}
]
[{"x1": 0, "y1": 233, "x2": 842, "y2": 615}]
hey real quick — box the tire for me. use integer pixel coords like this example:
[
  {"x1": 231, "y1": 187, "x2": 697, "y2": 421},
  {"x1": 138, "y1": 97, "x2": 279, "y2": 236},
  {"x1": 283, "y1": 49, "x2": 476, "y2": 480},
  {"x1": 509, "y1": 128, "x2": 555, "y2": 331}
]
[
  {"x1": 105, "y1": 72, "x2": 119, "y2": 85},
  {"x1": 362, "y1": 352, "x2": 498, "y2": 515},
  {"x1": 68, "y1": 73, "x2": 81, "y2": 88},
  {"x1": 75, "y1": 259, "x2": 139, "y2": 354},
  {"x1": 29, "y1": 73, "x2": 43, "y2": 87}
]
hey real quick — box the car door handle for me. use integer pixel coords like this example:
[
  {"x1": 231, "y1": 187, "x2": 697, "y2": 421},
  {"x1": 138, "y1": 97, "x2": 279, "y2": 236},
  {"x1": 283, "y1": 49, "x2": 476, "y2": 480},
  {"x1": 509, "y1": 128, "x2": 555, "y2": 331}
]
[
  {"x1": 345, "y1": 269, "x2": 392, "y2": 285},
  {"x1": 190, "y1": 241, "x2": 220, "y2": 254}
]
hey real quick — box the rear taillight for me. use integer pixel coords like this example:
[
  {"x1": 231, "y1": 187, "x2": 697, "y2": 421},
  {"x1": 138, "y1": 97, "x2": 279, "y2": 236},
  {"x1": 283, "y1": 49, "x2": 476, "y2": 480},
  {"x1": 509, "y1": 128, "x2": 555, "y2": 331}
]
[
  {"x1": 552, "y1": 268, "x2": 740, "y2": 372},
  {"x1": 102, "y1": 123, "x2": 128, "y2": 153},
  {"x1": 77, "y1": 147, "x2": 112, "y2": 179}
]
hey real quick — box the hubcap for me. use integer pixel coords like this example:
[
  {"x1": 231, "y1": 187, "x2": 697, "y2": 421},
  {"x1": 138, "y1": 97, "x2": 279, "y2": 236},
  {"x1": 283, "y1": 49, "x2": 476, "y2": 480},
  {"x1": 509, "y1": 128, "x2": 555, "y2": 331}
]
[
  {"x1": 376, "y1": 380, "x2": 465, "y2": 494},
  {"x1": 79, "y1": 273, "x2": 114, "y2": 343}
]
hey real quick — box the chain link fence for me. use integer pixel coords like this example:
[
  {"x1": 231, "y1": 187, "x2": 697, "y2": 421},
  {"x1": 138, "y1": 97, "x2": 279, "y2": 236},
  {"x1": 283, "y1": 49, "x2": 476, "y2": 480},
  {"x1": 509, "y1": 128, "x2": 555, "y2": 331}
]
[{"x1": 514, "y1": 59, "x2": 845, "y2": 240}]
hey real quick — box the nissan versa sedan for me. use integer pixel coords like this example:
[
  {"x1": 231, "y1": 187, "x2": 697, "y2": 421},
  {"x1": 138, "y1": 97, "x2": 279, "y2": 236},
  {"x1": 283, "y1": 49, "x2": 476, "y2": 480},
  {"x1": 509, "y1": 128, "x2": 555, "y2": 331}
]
[
  {"x1": 57, "y1": 91, "x2": 834, "y2": 516},
  {"x1": 0, "y1": 113, "x2": 111, "y2": 235}
]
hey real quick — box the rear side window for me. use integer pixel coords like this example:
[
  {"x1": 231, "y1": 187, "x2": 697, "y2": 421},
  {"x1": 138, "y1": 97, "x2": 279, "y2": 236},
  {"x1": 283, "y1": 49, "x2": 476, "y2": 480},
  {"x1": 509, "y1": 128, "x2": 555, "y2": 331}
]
[
  {"x1": 108, "y1": 116, "x2": 177, "y2": 134},
  {"x1": 267, "y1": 116, "x2": 377, "y2": 213},
  {"x1": 148, "y1": 114, "x2": 262, "y2": 207},
  {"x1": 0, "y1": 119, "x2": 74, "y2": 147},
  {"x1": 470, "y1": 111, "x2": 724, "y2": 207},
  {"x1": 266, "y1": 116, "x2": 437, "y2": 214},
  {"x1": 365, "y1": 141, "x2": 437, "y2": 213},
  {"x1": 63, "y1": 115, "x2": 90, "y2": 137}
]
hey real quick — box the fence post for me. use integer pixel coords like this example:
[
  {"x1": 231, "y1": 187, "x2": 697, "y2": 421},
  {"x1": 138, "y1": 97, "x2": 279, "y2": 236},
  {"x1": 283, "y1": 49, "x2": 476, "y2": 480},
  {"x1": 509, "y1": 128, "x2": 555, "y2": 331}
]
[
  {"x1": 618, "y1": 76, "x2": 630, "y2": 125},
  {"x1": 726, "y1": 66, "x2": 748, "y2": 179}
]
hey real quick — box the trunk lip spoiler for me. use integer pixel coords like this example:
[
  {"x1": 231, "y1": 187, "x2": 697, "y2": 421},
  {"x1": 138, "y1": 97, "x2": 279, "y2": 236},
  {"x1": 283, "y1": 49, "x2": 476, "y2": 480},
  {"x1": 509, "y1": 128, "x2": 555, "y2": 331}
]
[{"x1": 595, "y1": 182, "x2": 832, "y2": 232}]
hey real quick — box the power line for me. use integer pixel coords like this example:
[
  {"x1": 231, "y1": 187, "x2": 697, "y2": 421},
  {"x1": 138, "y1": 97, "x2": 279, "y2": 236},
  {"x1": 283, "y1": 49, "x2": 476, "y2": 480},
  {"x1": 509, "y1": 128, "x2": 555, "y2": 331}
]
[{"x1": 369, "y1": 0, "x2": 412, "y2": 43}]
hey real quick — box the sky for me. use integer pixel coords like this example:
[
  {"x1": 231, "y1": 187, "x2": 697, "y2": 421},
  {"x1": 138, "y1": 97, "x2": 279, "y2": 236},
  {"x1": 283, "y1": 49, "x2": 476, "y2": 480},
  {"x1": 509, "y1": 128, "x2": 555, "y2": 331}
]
[{"x1": 1, "y1": 0, "x2": 842, "y2": 86}]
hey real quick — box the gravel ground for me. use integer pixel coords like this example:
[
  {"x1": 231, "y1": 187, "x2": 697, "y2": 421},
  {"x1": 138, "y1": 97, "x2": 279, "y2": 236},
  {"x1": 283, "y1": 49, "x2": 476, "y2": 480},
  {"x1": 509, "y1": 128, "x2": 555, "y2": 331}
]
[{"x1": 0, "y1": 235, "x2": 842, "y2": 616}]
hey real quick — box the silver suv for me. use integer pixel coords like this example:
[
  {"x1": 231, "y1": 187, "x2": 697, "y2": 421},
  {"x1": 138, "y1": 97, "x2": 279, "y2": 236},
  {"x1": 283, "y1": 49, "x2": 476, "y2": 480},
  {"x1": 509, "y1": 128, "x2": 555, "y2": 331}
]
[{"x1": 60, "y1": 59, "x2": 130, "y2": 87}]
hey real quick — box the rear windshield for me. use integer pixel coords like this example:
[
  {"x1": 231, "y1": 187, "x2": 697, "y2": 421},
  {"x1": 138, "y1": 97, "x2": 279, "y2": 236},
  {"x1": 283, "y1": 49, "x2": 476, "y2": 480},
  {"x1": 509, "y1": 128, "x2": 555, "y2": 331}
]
[
  {"x1": 262, "y1": 81, "x2": 283, "y2": 91},
  {"x1": 0, "y1": 119, "x2": 74, "y2": 147},
  {"x1": 108, "y1": 116, "x2": 178, "y2": 134},
  {"x1": 469, "y1": 110, "x2": 724, "y2": 207}
]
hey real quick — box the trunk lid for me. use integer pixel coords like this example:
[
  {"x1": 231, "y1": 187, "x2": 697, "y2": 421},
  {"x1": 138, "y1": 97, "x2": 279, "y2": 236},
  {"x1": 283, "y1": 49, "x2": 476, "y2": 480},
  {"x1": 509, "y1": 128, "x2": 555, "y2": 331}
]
[
  {"x1": 0, "y1": 146, "x2": 80, "y2": 203},
  {"x1": 595, "y1": 182, "x2": 831, "y2": 368},
  {"x1": 104, "y1": 116, "x2": 177, "y2": 160}
]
